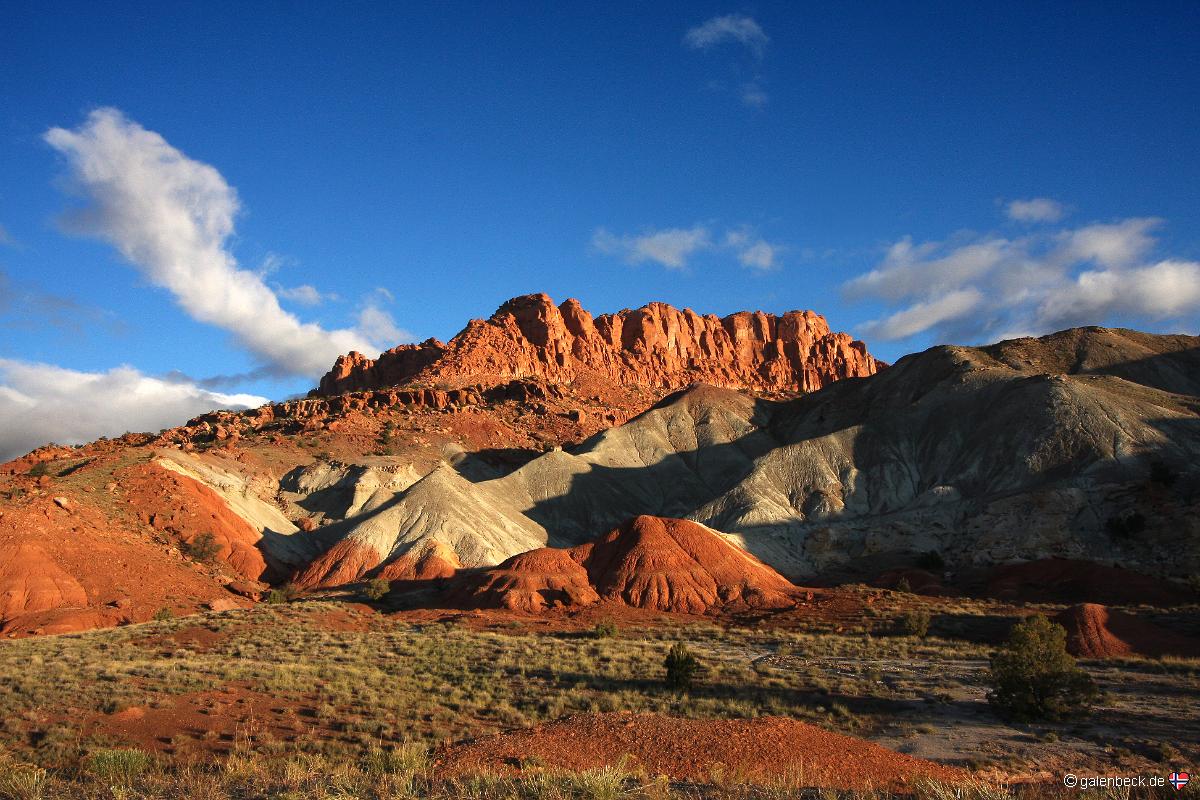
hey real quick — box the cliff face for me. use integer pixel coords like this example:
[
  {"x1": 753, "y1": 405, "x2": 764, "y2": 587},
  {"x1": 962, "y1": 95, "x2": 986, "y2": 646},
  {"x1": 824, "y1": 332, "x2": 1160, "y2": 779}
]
[{"x1": 316, "y1": 294, "x2": 881, "y2": 396}]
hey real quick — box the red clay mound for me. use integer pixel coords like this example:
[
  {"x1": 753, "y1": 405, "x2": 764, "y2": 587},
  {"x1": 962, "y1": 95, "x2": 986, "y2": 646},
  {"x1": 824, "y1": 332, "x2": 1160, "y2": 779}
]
[
  {"x1": 377, "y1": 540, "x2": 462, "y2": 582},
  {"x1": 436, "y1": 712, "x2": 965, "y2": 791},
  {"x1": 986, "y1": 559, "x2": 1192, "y2": 607},
  {"x1": 294, "y1": 538, "x2": 383, "y2": 589},
  {"x1": 576, "y1": 516, "x2": 795, "y2": 613},
  {"x1": 123, "y1": 464, "x2": 269, "y2": 581},
  {"x1": 445, "y1": 548, "x2": 599, "y2": 612},
  {"x1": 446, "y1": 516, "x2": 795, "y2": 615},
  {"x1": 1054, "y1": 603, "x2": 1200, "y2": 659}
]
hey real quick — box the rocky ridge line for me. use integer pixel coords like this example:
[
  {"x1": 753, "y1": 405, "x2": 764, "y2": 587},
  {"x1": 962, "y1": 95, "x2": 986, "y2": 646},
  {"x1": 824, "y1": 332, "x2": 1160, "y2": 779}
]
[{"x1": 315, "y1": 293, "x2": 881, "y2": 396}]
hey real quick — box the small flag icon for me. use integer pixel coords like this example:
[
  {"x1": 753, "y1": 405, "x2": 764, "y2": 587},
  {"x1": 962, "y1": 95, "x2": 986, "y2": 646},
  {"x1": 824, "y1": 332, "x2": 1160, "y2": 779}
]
[{"x1": 1169, "y1": 772, "x2": 1190, "y2": 790}]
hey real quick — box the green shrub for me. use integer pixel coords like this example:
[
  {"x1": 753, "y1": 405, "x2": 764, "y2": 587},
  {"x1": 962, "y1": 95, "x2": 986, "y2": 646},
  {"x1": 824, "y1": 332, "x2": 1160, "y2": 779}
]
[
  {"x1": 592, "y1": 619, "x2": 618, "y2": 639},
  {"x1": 182, "y1": 531, "x2": 221, "y2": 563},
  {"x1": 987, "y1": 614, "x2": 1098, "y2": 721},
  {"x1": 899, "y1": 608, "x2": 931, "y2": 638},
  {"x1": 152, "y1": 607, "x2": 173, "y2": 622},
  {"x1": 26, "y1": 462, "x2": 53, "y2": 478},
  {"x1": 895, "y1": 576, "x2": 912, "y2": 594},
  {"x1": 664, "y1": 643, "x2": 700, "y2": 691},
  {"x1": 86, "y1": 748, "x2": 152, "y2": 787},
  {"x1": 364, "y1": 577, "x2": 391, "y2": 601},
  {"x1": 265, "y1": 583, "x2": 301, "y2": 604}
]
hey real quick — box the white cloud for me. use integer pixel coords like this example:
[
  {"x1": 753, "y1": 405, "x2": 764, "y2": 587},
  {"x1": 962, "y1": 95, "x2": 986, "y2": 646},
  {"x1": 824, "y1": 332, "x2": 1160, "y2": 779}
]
[
  {"x1": 43, "y1": 108, "x2": 390, "y2": 377},
  {"x1": 845, "y1": 216, "x2": 1200, "y2": 342},
  {"x1": 0, "y1": 358, "x2": 267, "y2": 462},
  {"x1": 356, "y1": 303, "x2": 413, "y2": 345},
  {"x1": 684, "y1": 14, "x2": 768, "y2": 57},
  {"x1": 595, "y1": 224, "x2": 785, "y2": 272},
  {"x1": 593, "y1": 226, "x2": 712, "y2": 269},
  {"x1": 1006, "y1": 198, "x2": 1066, "y2": 224},
  {"x1": 277, "y1": 284, "x2": 335, "y2": 306},
  {"x1": 859, "y1": 289, "x2": 983, "y2": 340},
  {"x1": 1058, "y1": 217, "x2": 1160, "y2": 268},
  {"x1": 724, "y1": 228, "x2": 779, "y2": 272}
]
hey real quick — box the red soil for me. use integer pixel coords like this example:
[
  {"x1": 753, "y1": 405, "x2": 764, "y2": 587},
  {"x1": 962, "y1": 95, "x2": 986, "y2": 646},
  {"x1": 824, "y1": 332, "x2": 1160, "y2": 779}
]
[
  {"x1": 0, "y1": 469, "x2": 252, "y2": 636},
  {"x1": 1054, "y1": 603, "x2": 1200, "y2": 659},
  {"x1": 82, "y1": 685, "x2": 331, "y2": 755},
  {"x1": 436, "y1": 712, "x2": 966, "y2": 791},
  {"x1": 986, "y1": 558, "x2": 1192, "y2": 606}
]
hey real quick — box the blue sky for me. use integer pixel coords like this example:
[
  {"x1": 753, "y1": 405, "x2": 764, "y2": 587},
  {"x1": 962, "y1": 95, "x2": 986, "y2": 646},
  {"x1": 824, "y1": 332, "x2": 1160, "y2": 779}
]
[{"x1": 1, "y1": 2, "x2": 1199, "y2": 458}]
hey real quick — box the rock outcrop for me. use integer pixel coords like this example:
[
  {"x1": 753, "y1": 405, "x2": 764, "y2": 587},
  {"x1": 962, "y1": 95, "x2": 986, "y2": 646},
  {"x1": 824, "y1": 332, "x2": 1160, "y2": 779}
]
[{"x1": 315, "y1": 294, "x2": 880, "y2": 396}]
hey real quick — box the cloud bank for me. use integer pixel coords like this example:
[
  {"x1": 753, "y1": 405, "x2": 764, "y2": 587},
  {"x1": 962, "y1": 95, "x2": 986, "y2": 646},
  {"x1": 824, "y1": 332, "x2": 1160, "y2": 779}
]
[
  {"x1": 0, "y1": 358, "x2": 266, "y2": 462},
  {"x1": 593, "y1": 224, "x2": 780, "y2": 272},
  {"x1": 847, "y1": 215, "x2": 1200, "y2": 343},
  {"x1": 44, "y1": 108, "x2": 403, "y2": 378}
]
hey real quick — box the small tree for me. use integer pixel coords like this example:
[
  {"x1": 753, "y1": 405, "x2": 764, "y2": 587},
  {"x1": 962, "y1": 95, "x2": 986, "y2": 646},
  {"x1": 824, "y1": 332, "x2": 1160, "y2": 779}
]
[
  {"x1": 987, "y1": 614, "x2": 1098, "y2": 721},
  {"x1": 364, "y1": 577, "x2": 391, "y2": 601},
  {"x1": 895, "y1": 576, "x2": 912, "y2": 594},
  {"x1": 664, "y1": 643, "x2": 700, "y2": 691},
  {"x1": 183, "y1": 532, "x2": 221, "y2": 563},
  {"x1": 899, "y1": 608, "x2": 931, "y2": 638}
]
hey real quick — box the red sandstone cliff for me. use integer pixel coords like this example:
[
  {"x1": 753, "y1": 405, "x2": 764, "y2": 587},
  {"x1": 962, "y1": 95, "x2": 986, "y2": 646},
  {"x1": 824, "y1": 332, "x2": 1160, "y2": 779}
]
[{"x1": 315, "y1": 294, "x2": 881, "y2": 396}]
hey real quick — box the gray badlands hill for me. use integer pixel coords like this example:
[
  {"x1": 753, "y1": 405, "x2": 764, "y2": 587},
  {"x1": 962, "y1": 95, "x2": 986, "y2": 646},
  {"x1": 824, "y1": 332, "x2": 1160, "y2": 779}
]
[{"x1": 292, "y1": 326, "x2": 1200, "y2": 584}]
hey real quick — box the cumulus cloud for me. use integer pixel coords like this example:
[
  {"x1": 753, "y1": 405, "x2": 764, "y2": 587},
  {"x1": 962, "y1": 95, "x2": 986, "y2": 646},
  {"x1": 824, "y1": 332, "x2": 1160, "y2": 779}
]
[
  {"x1": 846, "y1": 216, "x2": 1200, "y2": 343},
  {"x1": 1006, "y1": 198, "x2": 1066, "y2": 224},
  {"x1": 684, "y1": 14, "x2": 768, "y2": 57},
  {"x1": 593, "y1": 226, "x2": 712, "y2": 270},
  {"x1": 0, "y1": 358, "x2": 267, "y2": 462},
  {"x1": 43, "y1": 108, "x2": 387, "y2": 377}
]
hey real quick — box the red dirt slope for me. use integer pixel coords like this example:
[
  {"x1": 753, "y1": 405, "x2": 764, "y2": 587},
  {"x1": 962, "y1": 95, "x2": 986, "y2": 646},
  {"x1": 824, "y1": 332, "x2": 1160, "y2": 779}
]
[
  {"x1": 1054, "y1": 603, "x2": 1200, "y2": 659},
  {"x1": 986, "y1": 559, "x2": 1193, "y2": 607},
  {"x1": 448, "y1": 515, "x2": 795, "y2": 615},
  {"x1": 436, "y1": 712, "x2": 966, "y2": 791}
]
